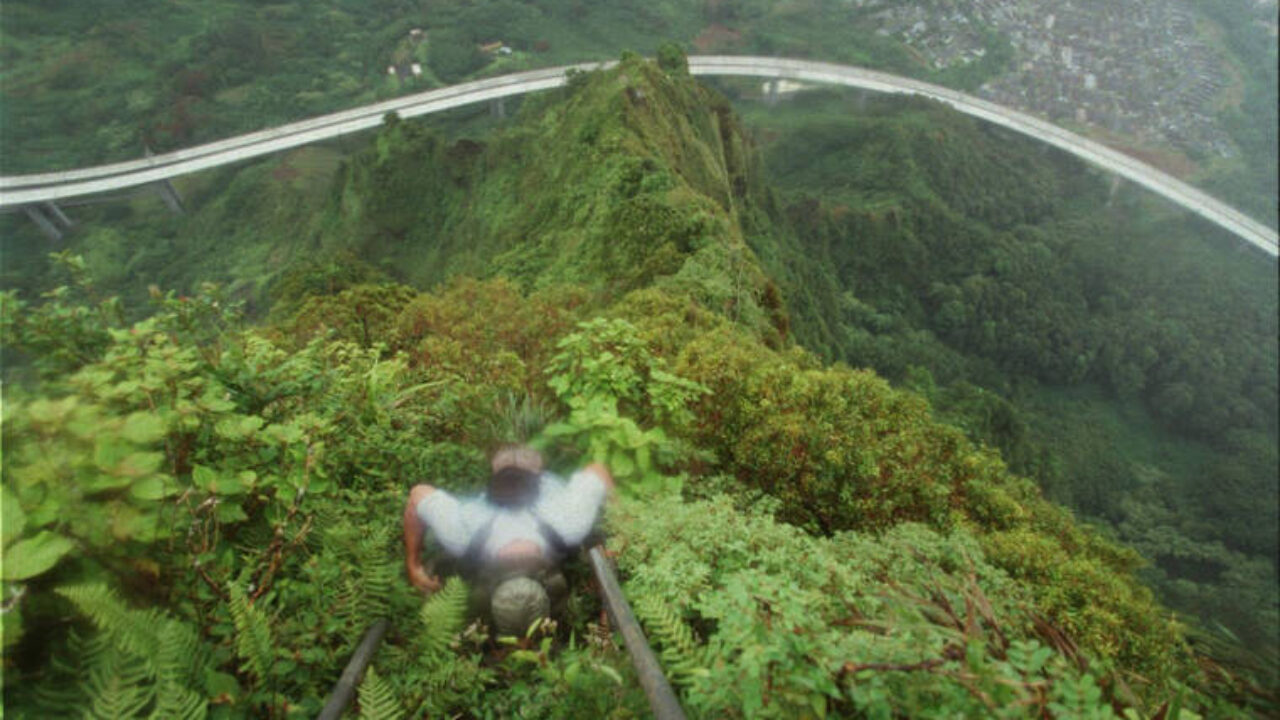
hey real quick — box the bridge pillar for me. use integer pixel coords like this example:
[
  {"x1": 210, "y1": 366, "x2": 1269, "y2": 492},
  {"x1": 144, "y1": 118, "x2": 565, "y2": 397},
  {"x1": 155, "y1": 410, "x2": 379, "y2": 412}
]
[
  {"x1": 766, "y1": 78, "x2": 780, "y2": 106},
  {"x1": 44, "y1": 201, "x2": 74, "y2": 229},
  {"x1": 490, "y1": 97, "x2": 506, "y2": 119},
  {"x1": 1106, "y1": 175, "x2": 1122, "y2": 205},
  {"x1": 156, "y1": 179, "x2": 185, "y2": 214},
  {"x1": 24, "y1": 205, "x2": 63, "y2": 241}
]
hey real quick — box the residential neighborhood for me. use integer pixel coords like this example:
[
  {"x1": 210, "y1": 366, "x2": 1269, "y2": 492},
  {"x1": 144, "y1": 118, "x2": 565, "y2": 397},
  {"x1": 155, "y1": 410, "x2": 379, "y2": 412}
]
[{"x1": 859, "y1": 0, "x2": 1245, "y2": 158}]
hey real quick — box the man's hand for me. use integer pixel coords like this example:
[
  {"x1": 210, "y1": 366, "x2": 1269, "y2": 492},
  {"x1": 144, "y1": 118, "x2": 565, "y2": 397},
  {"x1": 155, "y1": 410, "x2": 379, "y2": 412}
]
[
  {"x1": 408, "y1": 563, "x2": 442, "y2": 594},
  {"x1": 404, "y1": 483, "x2": 440, "y2": 593}
]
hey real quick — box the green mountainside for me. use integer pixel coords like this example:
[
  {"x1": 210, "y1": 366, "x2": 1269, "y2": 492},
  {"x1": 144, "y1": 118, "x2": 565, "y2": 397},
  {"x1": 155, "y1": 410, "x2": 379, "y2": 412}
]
[{"x1": 2, "y1": 53, "x2": 1275, "y2": 717}]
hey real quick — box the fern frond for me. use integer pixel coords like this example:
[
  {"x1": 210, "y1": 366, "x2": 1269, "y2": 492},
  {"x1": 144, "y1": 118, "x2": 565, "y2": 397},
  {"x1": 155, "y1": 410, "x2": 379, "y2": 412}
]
[
  {"x1": 56, "y1": 584, "x2": 165, "y2": 659},
  {"x1": 357, "y1": 666, "x2": 403, "y2": 720},
  {"x1": 55, "y1": 584, "x2": 212, "y2": 718},
  {"x1": 150, "y1": 680, "x2": 208, "y2": 720},
  {"x1": 154, "y1": 615, "x2": 208, "y2": 685},
  {"x1": 84, "y1": 646, "x2": 152, "y2": 720},
  {"x1": 325, "y1": 519, "x2": 396, "y2": 631},
  {"x1": 354, "y1": 531, "x2": 395, "y2": 627},
  {"x1": 418, "y1": 577, "x2": 467, "y2": 666},
  {"x1": 33, "y1": 629, "x2": 108, "y2": 716},
  {"x1": 634, "y1": 595, "x2": 705, "y2": 686},
  {"x1": 227, "y1": 581, "x2": 274, "y2": 682}
]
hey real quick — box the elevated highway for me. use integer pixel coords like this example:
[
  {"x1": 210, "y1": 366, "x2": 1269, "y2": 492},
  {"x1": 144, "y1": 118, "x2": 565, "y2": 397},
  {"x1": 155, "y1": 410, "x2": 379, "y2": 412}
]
[{"x1": 2, "y1": 56, "x2": 1275, "y2": 256}]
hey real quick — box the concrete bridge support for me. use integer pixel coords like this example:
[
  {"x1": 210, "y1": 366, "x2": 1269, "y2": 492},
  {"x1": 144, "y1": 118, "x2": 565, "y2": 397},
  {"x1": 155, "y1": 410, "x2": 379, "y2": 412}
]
[
  {"x1": 490, "y1": 97, "x2": 506, "y2": 119},
  {"x1": 24, "y1": 204, "x2": 64, "y2": 241},
  {"x1": 765, "y1": 78, "x2": 780, "y2": 106},
  {"x1": 156, "y1": 179, "x2": 185, "y2": 214},
  {"x1": 1107, "y1": 175, "x2": 1122, "y2": 206},
  {"x1": 44, "y1": 201, "x2": 74, "y2": 229}
]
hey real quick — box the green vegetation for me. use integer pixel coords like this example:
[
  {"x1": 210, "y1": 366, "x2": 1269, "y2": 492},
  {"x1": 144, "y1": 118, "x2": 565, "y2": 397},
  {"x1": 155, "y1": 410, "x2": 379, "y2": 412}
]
[
  {"x1": 2, "y1": 52, "x2": 1275, "y2": 717},
  {"x1": 731, "y1": 85, "x2": 1278, "y2": 684}
]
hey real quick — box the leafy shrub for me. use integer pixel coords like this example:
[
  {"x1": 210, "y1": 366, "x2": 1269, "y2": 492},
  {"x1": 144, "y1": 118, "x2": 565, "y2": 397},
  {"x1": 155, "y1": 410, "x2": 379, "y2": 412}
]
[{"x1": 611, "y1": 494, "x2": 1136, "y2": 718}]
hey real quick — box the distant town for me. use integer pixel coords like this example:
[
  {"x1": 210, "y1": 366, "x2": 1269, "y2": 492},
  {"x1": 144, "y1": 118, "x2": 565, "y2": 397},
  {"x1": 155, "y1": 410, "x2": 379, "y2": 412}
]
[{"x1": 856, "y1": 0, "x2": 1275, "y2": 159}]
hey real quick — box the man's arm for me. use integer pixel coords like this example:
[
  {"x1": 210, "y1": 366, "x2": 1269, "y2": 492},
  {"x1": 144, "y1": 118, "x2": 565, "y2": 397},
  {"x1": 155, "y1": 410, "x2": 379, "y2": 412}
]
[
  {"x1": 403, "y1": 484, "x2": 441, "y2": 594},
  {"x1": 584, "y1": 462, "x2": 616, "y2": 495},
  {"x1": 534, "y1": 463, "x2": 615, "y2": 549}
]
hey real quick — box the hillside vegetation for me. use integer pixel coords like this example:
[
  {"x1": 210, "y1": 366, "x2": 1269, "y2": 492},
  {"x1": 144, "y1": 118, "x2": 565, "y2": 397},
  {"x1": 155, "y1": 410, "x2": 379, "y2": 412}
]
[
  {"x1": 2, "y1": 53, "x2": 1273, "y2": 717},
  {"x1": 727, "y1": 86, "x2": 1278, "y2": 663}
]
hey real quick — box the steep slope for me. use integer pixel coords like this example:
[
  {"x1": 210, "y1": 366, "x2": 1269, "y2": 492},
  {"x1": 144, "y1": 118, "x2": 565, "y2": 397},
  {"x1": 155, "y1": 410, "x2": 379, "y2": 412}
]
[
  {"x1": 320, "y1": 53, "x2": 788, "y2": 343},
  {"x1": 1, "y1": 54, "x2": 1261, "y2": 717},
  {"x1": 734, "y1": 87, "x2": 1278, "y2": 663}
]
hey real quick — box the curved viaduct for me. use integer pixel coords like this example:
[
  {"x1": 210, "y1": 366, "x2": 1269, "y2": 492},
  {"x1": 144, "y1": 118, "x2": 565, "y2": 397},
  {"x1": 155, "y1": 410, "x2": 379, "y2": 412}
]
[{"x1": 2, "y1": 56, "x2": 1275, "y2": 256}]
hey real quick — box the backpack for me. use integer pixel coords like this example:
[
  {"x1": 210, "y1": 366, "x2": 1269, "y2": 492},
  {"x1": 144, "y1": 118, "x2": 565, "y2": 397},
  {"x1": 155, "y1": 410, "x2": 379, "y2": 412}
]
[{"x1": 456, "y1": 511, "x2": 576, "y2": 635}]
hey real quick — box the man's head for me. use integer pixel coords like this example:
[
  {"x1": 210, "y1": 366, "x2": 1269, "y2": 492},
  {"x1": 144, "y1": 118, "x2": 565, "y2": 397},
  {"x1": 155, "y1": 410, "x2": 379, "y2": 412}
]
[
  {"x1": 491, "y1": 445, "x2": 543, "y2": 474},
  {"x1": 487, "y1": 445, "x2": 543, "y2": 509}
]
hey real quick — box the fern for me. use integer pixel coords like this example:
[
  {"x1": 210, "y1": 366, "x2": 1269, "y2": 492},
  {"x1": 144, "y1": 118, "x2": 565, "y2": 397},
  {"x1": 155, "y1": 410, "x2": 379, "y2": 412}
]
[
  {"x1": 84, "y1": 647, "x2": 152, "y2": 719},
  {"x1": 353, "y1": 528, "x2": 396, "y2": 629},
  {"x1": 51, "y1": 584, "x2": 211, "y2": 719},
  {"x1": 150, "y1": 680, "x2": 208, "y2": 720},
  {"x1": 325, "y1": 519, "x2": 396, "y2": 631},
  {"x1": 418, "y1": 577, "x2": 468, "y2": 666},
  {"x1": 152, "y1": 619, "x2": 208, "y2": 688},
  {"x1": 358, "y1": 666, "x2": 403, "y2": 720},
  {"x1": 228, "y1": 581, "x2": 274, "y2": 682},
  {"x1": 634, "y1": 595, "x2": 706, "y2": 686},
  {"x1": 34, "y1": 629, "x2": 110, "y2": 715},
  {"x1": 147, "y1": 622, "x2": 210, "y2": 720},
  {"x1": 57, "y1": 584, "x2": 166, "y2": 658}
]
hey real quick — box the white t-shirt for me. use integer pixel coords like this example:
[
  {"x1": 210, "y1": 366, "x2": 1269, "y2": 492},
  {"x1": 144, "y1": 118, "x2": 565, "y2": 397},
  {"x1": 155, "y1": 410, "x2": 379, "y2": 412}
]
[{"x1": 416, "y1": 469, "x2": 608, "y2": 562}]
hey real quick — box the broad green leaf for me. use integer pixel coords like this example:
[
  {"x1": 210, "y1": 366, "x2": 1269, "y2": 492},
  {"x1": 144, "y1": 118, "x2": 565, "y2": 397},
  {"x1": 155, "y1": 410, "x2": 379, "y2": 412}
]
[
  {"x1": 114, "y1": 451, "x2": 165, "y2": 479},
  {"x1": 199, "y1": 390, "x2": 237, "y2": 414},
  {"x1": 83, "y1": 472, "x2": 134, "y2": 494},
  {"x1": 26, "y1": 498, "x2": 64, "y2": 529},
  {"x1": 93, "y1": 436, "x2": 132, "y2": 472},
  {"x1": 193, "y1": 464, "x2": 244, "y2": 495},
  {"x1": 129, "y1": 476, "x2": 174, "y2": 501},
  {"x1": 215, "y1": 415, "x2": 264, "y2": 440},
  {"x1": 2, "y1": 530, "x2": 75, "y2": 580},
  {"x1": 193, "y1": 464, "x2": 217, "y2": 490},
  {"x1": 215, "y1": 502, "x2": 248, "y2": 523},
  {"x1": 110, "y1": 503, "x2": 156, "y2": 541},
  {"x1": 2, "y1": 485, "x2": 26, "y2": 547},
  {"x1": 25, "y1": 397, "x2": 78, "y2": 425},
  {"x1": 541, "y1": 422, "x2": 576, "y2": 438},
  {"x1": 636, "y1": 444, "x2": 652, "y2": 474},
  {"x1": 611, "y1": 452, "x2": 635, "y2": 479},
  {"x1": 266, "y1": 423, "x2": 304, "y2": 444},
  {"x1": 120, "y1": 411, "x2": 166, "y2": 444}
]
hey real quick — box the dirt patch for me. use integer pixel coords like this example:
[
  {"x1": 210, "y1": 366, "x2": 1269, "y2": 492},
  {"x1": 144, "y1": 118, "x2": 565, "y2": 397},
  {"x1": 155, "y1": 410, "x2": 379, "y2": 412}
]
[
  {"x1": 272, "y1": 162, "x2": 301, "y2": 183},
  {"x1": 1076, "y1": 123, "x2": 1201, "y2": 179},
  {"x1": 693, "y1": 24, "x2": 742, "y2": 53},
  {"x1": 1109, "y1": 143, "x2": 1198, "y2": 180}
]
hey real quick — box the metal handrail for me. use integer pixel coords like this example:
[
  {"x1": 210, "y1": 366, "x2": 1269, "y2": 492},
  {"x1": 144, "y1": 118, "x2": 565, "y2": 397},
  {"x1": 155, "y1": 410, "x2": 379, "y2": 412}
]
[
  {"x1": 588, "y1": 546, "x2": 688, "y2": 720},
  {"x1": 316, "y1": 618, "x2": 390, "y2": 720},
  {"x1": 316, "y1": 548, "x2": 685, "y2": 719}
]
